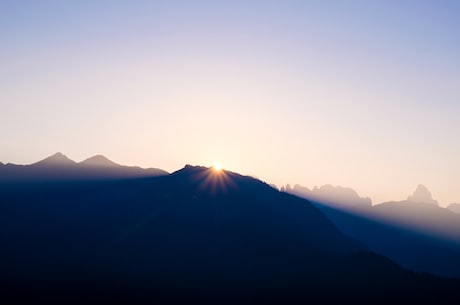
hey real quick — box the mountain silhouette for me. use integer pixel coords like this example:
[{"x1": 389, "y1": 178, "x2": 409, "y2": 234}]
[
  {"x1": 407, "y1": 184, "x2": 438, "y2": 206},
  {"x1": 0, "y1": 165, "x2": 459, "y2": 303},
  {"x1": 287, "y1": 183, "x2": 372, "y2": 207},
  {"x1": 369, "y1": 185, "x2": 460, "y2": 244},
  {"x1": 374, "y1": 201, "x2": 460, "y2": 240},
  {"x1": 0, "y1": 153, "x2": 168, "y2": 181},
  {"x1": 32, "y1": 152, "x2": 78, "y2": 166},
  {"x1": 79, "y1": 154, "x2": 119, "y2": 167},
  {"x1": 289, "y1": 184, "x2": 460, "y2": 278}
]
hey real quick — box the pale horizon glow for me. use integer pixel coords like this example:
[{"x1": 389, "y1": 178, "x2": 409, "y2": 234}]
[{"x1": 1, "y1": 1, "x2": 459, "y2": 206}]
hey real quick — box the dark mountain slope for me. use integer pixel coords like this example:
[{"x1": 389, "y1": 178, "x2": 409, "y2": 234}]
[
  {"x1": 373, "y1": 200, "x2": 460, "y2": 242},
  {"x1": 289, "y1": 183, "x2": 460, "y2": 278},
  {"x1": 0, "y1": 166, "x2": 458, "y2": 303},
  {"x1": 310, "y1": 201, "x2": 460, "y2": 278}
]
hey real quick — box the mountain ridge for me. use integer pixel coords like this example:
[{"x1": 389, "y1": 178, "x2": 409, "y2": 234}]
[
  {"x1": 0, "y1": 153, "x2": 168, "y2": 180},
  {"x1": 287, "y1": 184, "x2": 460, "y2": 278},
  {"x1": 32, "y1": 152, "x2": 77, "y2": 166},
  {"x1": 1, "y1": 162, "x2": 459, "y2": 302},
  {"x1": 79, "y1": 154, "x2": 119, "y2": 167},
  {"x1": 286, "y1": 183, "x2": 372, "y2": 208}
]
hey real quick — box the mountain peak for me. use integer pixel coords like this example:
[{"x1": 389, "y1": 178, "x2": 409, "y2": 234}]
[
  {"x1": 33, "y1": 152, "x2": 76, "y2": 166},
  {"x1": 79, "y1": 155, "x2": 119, "y2": 167},
  {"x1": 407, "y1": 184, "x2": 438, "y2": 206},
  {"x1": 184, "y1": 164, "x2": 208, "y2": 170}
]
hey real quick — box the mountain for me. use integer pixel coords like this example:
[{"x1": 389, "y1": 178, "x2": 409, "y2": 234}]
[
  {"x1": 287, "y1": 183, "x2": 372, "y2": 207},
  {"x1": 76, "y1": 154, "x2": 169, "y2": 178},
  {"x1": 79, "y1": 154, "x2": 119, "y2": 167},
  {"x1": 0, "y1": 166, "x2": 458, "y2": 303},
  {"x1": 370, "y1": 185, "x2": 460, "y2": 244},
  {"x1": 0, "y1": 153, "x2": 168, "y2": 181},
  {"x1": 447, "y1": 203, "x2": 460, "y2": 214},
  {"x1": 407, "y1": 184, "x2": 438, "y2": 206},
  {"x1": 373, "y1": 200, "x2": 460, "y2": 242},
  {"x1": 312, "y1": 202, "x2": 460, "y2": 278},
  {"x1": 289, "y1": 184, "x2": 460, "y2": 278},
  {"x1": 32, "y1": 152, "x2": 78, "y2": 167}
]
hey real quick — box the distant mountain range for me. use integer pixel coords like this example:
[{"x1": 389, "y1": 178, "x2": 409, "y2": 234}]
[
  {"x1": 0, "y1": 152, "x2": 168, "y2": 181},
  {"x1": 286, "y1": 183, "x2": 460, "y2": 278},
  {"x1": 1, "y1": 161, "x2": 459, "y2": 303},
  {"x1": 286, "y1": 183, "x2": 372, "y2": 207}
]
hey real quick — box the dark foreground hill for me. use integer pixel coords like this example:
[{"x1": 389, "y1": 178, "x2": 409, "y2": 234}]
[{"x1": 0, "y1": 165, "x2": 459, "y2": 304}]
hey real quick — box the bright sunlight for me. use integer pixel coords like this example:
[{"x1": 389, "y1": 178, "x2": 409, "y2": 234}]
[{"x1": 212, "y1": 163, "x2": 223, "y2": 171}]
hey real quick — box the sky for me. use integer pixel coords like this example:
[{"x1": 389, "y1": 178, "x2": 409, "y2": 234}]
[{"x1": 1, "y1": 0, "x2": 459, "y2": 206}]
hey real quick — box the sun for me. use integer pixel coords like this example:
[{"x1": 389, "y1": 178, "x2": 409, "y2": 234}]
[{"x1": 212, "y1": 163, "x2": 223, "y2": 171}]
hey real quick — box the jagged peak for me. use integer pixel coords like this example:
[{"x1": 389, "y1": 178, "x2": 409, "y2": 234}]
[{"x1": 407, "y1": 184, "x2": 438, "y2": 206}]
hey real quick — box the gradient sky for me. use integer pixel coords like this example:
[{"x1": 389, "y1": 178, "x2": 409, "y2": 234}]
[{"x1": 1, "y1": 0, "x2": 459, "y2": 205}]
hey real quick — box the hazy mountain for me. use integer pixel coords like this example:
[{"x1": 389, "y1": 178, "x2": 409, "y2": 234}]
[
  {"x1": 373, "y1": 201, "x2": 460, "y2": 240},
  {"x1": 79, "y1": 154, "x2": 119, "y2": 167},
  {"x1": 1, "y1": 165, "x2": 458, "y2": 303},
  {"x1": 32, "y1": 152, "x2": 78, "y2": 167},
  {"x1": 287, "y1": 183, "x2": 372, "y2": 208},
  {"x1": 314, "y1": 202, "x2": 460, "y2": 278},
  {"x1": 288, "y1": 183, "x2": 459, "y2": 244},
  {"x1": 0, "y1": 153, "x2": 168, "y2": 181},
  {"x1": 370, "y1": 185, "x2": 460, "y2": 244},
  {"x1": 407, "y1": 184, "x2": 438, "y2": 206},
  {"x1": 296, "y1": 184, "x2": 460, "y2": 278},
  {"x1": 447, "y1": 203, "x2": 460, "y2": 214}
]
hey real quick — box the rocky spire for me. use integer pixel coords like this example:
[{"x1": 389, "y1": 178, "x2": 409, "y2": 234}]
[{"x1": 407, "y1": 184, "x2": 438, "y2": 206}]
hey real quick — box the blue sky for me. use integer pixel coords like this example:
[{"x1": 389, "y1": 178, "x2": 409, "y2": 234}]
[{"x1": 1, "y1": 1, "x2": 459, "y2": 205}]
